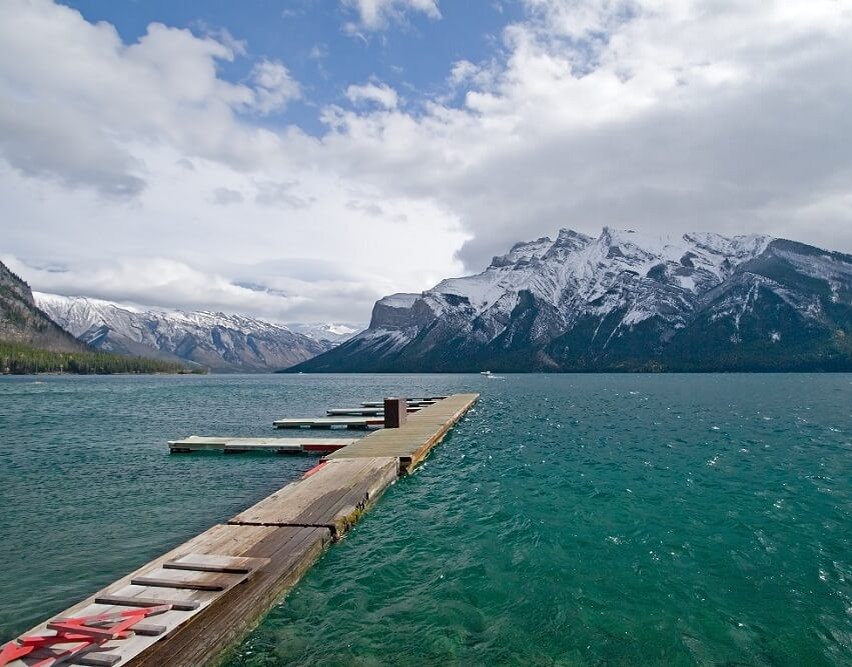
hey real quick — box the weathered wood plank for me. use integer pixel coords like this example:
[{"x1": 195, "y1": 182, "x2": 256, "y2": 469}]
[
  {"x1": 92, "y1": 596, "x2": 200, "y2": 612},
  {"x1": 162, "y1": 554, "x2": 268, "y2": 575},
  {"x1": 130, "y1": 575, "x2": 232, "y2": 592},
  {"x1": 72, "y1": 653, "x2": 122, "y2": 666},
  {"x1": 228, "y1": 457, "x2": 398, "y2": 537}
]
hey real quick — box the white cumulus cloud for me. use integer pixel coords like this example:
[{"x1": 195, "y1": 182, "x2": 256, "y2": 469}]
[
  {"x1": 342, "y1": 0, "x2": 441, "y2": 31},
  {"x1": 345, "y1": 82, "x2": 399, "y2": 109},
  {"x1": 248, "y1": 60, "x2": 301, "y2": 114}
]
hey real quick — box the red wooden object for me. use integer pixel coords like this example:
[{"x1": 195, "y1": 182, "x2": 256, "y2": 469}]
[
  {"x1": 302, "y1": 461, "x2": 328, "y2": 478},
  {"x1": 0, "y1": 605, "x2": 171, "y2": 667},
  {"x1": 300, "y1": 442, "x2": 348, "y2": 453}
]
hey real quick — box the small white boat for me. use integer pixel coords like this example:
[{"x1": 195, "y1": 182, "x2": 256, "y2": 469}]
[{"x1": 480, "y1": 370, "x2": 492, "y2": 376}]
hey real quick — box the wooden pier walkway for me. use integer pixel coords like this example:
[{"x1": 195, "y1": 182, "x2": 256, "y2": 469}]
[
  {"x1": 327, "y1": 393, "x2": 481, "y2": 472},
  {"x1": 4, "y1": 393, "x2": 478, "y2": 667},
  {"x1": 167, "y1": 436, "x2": 357, "y2": 454}
]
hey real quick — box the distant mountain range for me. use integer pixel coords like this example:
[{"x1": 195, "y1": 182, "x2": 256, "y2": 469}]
[
  {"x1": 36, "y1": 293, "x2": 358, "y2": 373},
  {"x1": 292, "y1": 228, "x2": 852, "y2": 372}
]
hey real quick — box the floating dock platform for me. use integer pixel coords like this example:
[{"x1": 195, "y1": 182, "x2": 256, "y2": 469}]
[
  {"x1": 167, "y1": 436, "x2": 357, "y2": 454},
  {"x1": 360, "y1": 397, "x2": 443, "y2": 407},
  {"x1": 272, "y1": 416, "x2": 384, "y2": 429},
  {"x1": 325, "y1": 406, "x2": 422, "y2": 416},
  {"x1": 4, "y1": 393, "x2": 478, "y2": 667}
]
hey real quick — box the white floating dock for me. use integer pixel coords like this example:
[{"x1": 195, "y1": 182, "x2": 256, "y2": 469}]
[
  {"x1": 360, "y1": 397, "x2": 444, "y2": 407},
  {"x1": 326, "y1": 406, "x2": 422, "y2": 416},
  {"x1": 272, "y1": 416, "x2": 384, "y2": 430},
  {"x1": 168, "y1": 436, "x2": 357, "y2": 454}
]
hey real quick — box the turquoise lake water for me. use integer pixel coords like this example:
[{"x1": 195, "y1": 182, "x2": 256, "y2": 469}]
[{"x1": 1, "y1": 374, "x2": 850, "y2": 665}]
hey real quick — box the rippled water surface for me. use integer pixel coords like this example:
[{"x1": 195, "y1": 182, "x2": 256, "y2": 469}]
[{"x1": 2, "y1": 374, "x2": 850, "y2": 665}]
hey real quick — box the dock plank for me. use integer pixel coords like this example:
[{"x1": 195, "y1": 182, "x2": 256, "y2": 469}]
[
  {"x1": 228, "y1": 457, "x2": 398, "y2": 537},
  {"x1": 163, "y1": 554, "x2": 267, "y2": 574},
  {"x1": 92, "y1": 596, "x2": 200, "y2": 612}
]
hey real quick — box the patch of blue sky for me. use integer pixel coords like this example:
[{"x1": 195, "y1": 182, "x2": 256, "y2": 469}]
[{"x1": 64, "y1": 1, "x2": 526, "y2": 136}]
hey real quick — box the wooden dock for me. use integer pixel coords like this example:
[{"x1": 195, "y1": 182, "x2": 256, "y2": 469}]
[
  {"x1": 5, "y1": 393, "x2": 478, "y2": 667},
  {"x1": 326, "y1": 393, "x2": 479, "y2": 472},
  {"x1": 167, "y1": 436, "x2": 357, "y2": 454},
  {"x1": 325, "y1": 406, "x2": 421, "y2": 416},
  {"x1": 272, "y1": 416, "x2": 383, "y2": 429}
]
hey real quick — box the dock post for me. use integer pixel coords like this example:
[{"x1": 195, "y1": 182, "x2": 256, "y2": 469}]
[{"x1": 383, "y1": 397, "x2": 407, "y2": 428}]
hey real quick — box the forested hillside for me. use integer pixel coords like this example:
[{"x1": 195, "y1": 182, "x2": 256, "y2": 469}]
[
  {"x1": 0, "y1": 260, "x2": 196, "y2": 374},
  {"x1": 0, "y1": 342, "x2": 194, "y2": 374}
]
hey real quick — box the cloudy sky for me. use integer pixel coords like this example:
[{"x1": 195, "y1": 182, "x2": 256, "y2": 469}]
[{"x1": 2, "y1": 0, "x2": 851, "y2": 324}]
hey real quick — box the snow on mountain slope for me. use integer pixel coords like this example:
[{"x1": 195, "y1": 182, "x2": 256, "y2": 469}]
[
  {"x1": 35, "y1": 293, "x2": 335, "y2": 373},
  {"x1": 293, "y1": 228, "x2": 852, "y2": 372},
  {"x1": 287, "y1": 322, "x2": 360, "y2": 343}
]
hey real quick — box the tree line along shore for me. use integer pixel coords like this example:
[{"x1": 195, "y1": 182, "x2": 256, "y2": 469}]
[{"x1": 0, "y1": 341, "x2": 201, "y2": 375}]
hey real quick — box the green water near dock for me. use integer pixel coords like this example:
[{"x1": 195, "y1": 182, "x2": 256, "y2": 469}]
[{"x1": 1, "y1": 375, "x2": 850, "y2": 665}]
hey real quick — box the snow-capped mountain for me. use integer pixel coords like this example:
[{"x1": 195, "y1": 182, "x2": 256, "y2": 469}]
[
  {"x1": 292, "y1": 228, "x2": 852, "y2": 372},
  {"x1": 35, "y1": 293, "x2": 335, "y2": 373},
  {"x1": 287, "y1": 322, "x2": 360, "y2": 344}
]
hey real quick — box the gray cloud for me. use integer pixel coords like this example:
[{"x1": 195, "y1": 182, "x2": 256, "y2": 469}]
[
  {"x1": 0, "y1": 101, "x2": 146, "y2": 198},
  {"x1": 2, "y1": 253, "x2": 376, "y2": 325},
  {"x1": 211, "y1": 187, "x2": 244, "y2": 205},
  {"x1": 254, "y1": 180, "x2": 315, "y2": 208},
  {"x1": 346, "y1": 199, "x2": 384, "y2": 216}
]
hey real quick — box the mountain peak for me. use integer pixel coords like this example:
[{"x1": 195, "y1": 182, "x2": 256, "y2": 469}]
[
  {"x1": 551, "y1": 228, "x2": 594, "y2": 252},
  {"x1": 293, "y1": 227, "x2": 852, "y2": 373},
  {"x1": 490, "y1": 236, "x2": 554, "y2": 268}
]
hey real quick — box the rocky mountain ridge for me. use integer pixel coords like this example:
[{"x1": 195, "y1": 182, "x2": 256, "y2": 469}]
[
  {"x1": 35, "y1": 293, "x2": 343, "y2": 373},
  {"x1": 292, "y1": 228, "x2": 852, "y2": 372}
]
